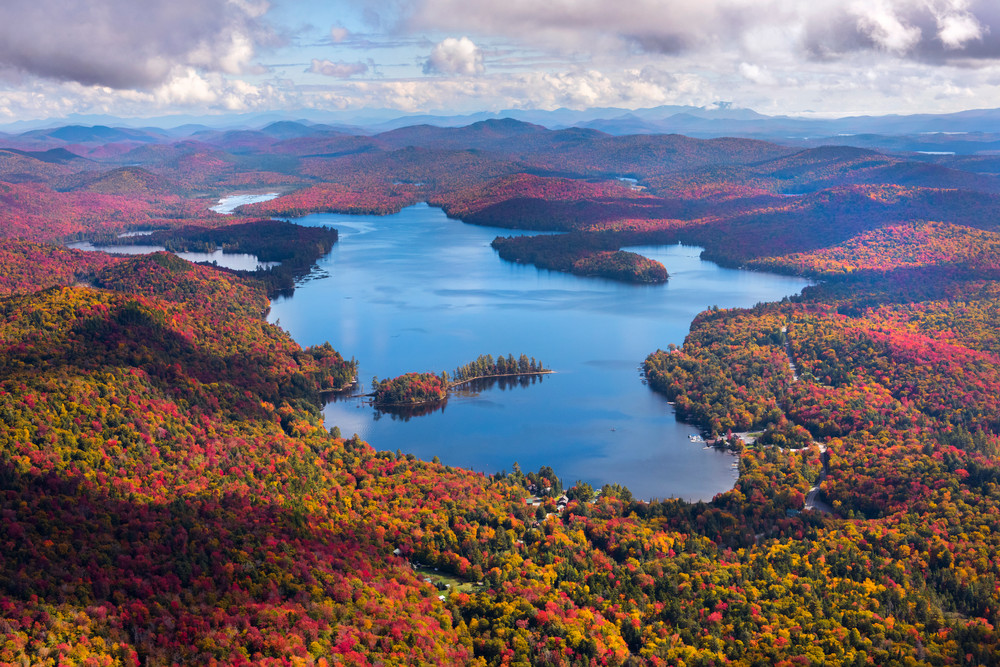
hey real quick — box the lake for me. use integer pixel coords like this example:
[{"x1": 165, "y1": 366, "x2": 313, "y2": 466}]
[
  {"x1": 269, "y1": 204, "x2": 810, "y2": 502},
  {"x1": 209, "y1": 192, "x2": 280, "y2": 214},
  {"x1": 68, "y1": 195, "x2": 282, "y2": 271},
  {"x1": 68, "y1": 241, "x2": 279, "y2": 272}
]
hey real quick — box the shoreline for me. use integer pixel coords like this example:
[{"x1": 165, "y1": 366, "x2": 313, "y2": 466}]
[
  {"x1": 448, "y1": 369, "x2": 554, "y2": 389},
  {"x1": 346, "y1": 370, "x2": 557, "y2": 407},
  {"x1": 319, "y1": 381, "x2": 359, "y2": 395}
]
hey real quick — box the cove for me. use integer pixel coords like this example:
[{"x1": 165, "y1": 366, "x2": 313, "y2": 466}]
[{"x1": 268, "y1": 204, "x2": 811, "y2": 502}]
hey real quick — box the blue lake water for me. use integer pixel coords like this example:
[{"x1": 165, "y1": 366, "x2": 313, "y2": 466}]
[{"x1": 268, "y1": 204, "x2": 810, "y2": 501}]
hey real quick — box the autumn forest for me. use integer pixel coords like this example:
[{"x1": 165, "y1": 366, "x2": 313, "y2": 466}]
[{"x1": 3, "y1": 118, "x2": 1000, "y2": 665}]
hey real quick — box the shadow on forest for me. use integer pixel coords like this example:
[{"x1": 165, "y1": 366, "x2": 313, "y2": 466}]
[{"x1": 0, "y1": 454, "x2": 409, "y2": 663}]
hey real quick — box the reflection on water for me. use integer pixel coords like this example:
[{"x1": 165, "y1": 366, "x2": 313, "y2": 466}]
[
  {"x1": 174, "y1": 250, "x2": 279, "y2": 271},
  {"x1": 268, "y1": 204, "x2": 811, "y2": 501},
  {"x1": 68, "y1": 242, "x2": 279, "y2": 271},
  {"x1": 68, "y1": 242, "x2": 162, "y2": 255},
  {"x1": 330, "y1": 374, "x2": 550, "y2": 424},
  {"x1": 452, "y1": 374, "x2": 547, "y2": 394},
  {"x1": 373, "y1": 400, "x2": 449, "y2": 422}
]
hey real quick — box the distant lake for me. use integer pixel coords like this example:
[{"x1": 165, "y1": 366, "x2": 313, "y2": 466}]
[
  {"x1": 269, "y1": 204, "x2": 810, "y2": 502},
  {"x1": 210, "y1": 192, "x2": 280, "y2": 214},
  {"x1": 69, "y1": 193, "x2": 283, "y2": 271},
  {"x1": 68, "y1": 241, "x2": 279, "y2": 272}
]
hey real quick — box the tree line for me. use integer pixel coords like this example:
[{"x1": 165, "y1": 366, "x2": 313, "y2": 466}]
[{"x1": 451, "y1": 353, "x2": 547, "y2": 384}]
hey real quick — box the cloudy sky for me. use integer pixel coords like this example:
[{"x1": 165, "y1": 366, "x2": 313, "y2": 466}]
[{"x1": 1, "y1": 0, "x2": 1000, "y2": 121}]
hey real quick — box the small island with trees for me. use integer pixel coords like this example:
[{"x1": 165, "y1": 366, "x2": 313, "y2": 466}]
[
  {"x1": 372, "y1": 372, "x2": 449, "y2": 406},
  {"x1": 450, "y1": 353, "x2": 549, "y2": 386},
  {"x1": 371, "y1": 354, "x2": 551, "y2": 408}
]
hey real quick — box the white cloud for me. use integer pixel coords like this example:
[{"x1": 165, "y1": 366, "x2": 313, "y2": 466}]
[
  {"x1": 228, "y1": 0, "x2": 270, "y2": 19},
  {"x1": 308, "y1": 59, "x2": 369, "y2": 78},
  {"x1": 0, "y1": 67, "x2": 284, "y2": 118},
  {"x1": 4, "y1": 54, "x2": 1000, "y2": 122},
  {"x1": 330, "y1": 26, "x2": 351, "y2": 43},
  {"x1": 370, "y1": 0, "x2": 1000, "y2": 64},
  {"x1": 423, "y1": 37, "x2": 484, "y2": 75},
  {"x1": 221, "y1": 77, "x2": 274, "y2": 110},
  {"x1": 739, "y1": 62, "x2": 778, "y2": 85},
  {"x1": 936, "y1": 10, "x2": 983, "y2": 49},
  {"x1": 6, "y1": 0, "x2": 1000, "y2": 121},
  {"x1": 850, "y1": 0, "x2": 922, "y2": 53},
  {"x1": 0, "y1": 0, "x2": 273, "y2": 89},
  {"x1": 216, "y1": 32, "x2": 257, "y2": 75},
  {"x1": 320, "y1": 67, "x2": 701, "y2": 112},
  {"x1": 155, "y1": 69, "x2": 219, "y2": 106}
]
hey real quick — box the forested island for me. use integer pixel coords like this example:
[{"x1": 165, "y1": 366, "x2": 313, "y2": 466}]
[
  {"x1": 451, "y1": 353, "x2": 550, "y2": 385},
  {"x1": 3, "y1": 118, "x2": 1000, "y2": 664},
  {"x1": 372, "y1": 371, "x2": 449, "y2": 406},
  {"x1": 491, "y1": 233, "x2": 669, "y2": 283},
  {"x1": 371, "y1": 355, "x2": 550, "y2": 408}
]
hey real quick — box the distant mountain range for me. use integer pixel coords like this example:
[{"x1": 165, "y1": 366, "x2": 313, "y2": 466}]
[
  {"x1": 1, "y1": 111, "x2": 999, "y2": 192},
  {"x1": 3, "y1": 105, "x2": 1000, "y2": 154}
]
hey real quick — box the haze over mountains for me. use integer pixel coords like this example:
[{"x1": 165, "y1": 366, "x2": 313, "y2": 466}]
[
  {"x1": 0, "y1": 117, "x2": 995, "y2": 200},
  {"x1": 5, "y1": 104, "x2": 1000, "y2": 157}
]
